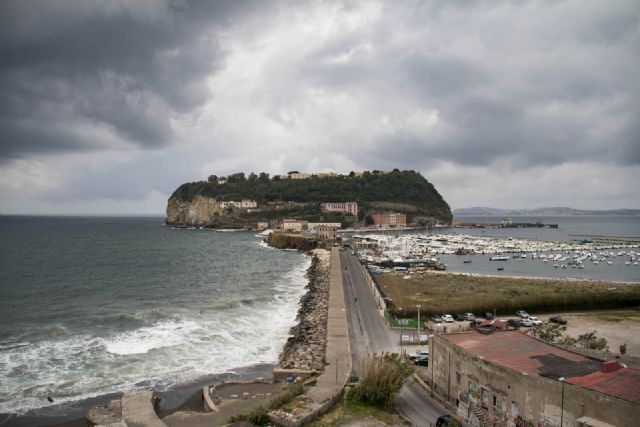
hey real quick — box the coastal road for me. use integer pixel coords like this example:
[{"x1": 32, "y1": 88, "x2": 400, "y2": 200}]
[{"x1": 340, "y1": 249, "x2": 452, "y2": 426}]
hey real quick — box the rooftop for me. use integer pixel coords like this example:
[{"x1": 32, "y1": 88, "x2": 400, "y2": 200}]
[{"x1": 443, "y1": 331, "x2": 640, "y2": 402}]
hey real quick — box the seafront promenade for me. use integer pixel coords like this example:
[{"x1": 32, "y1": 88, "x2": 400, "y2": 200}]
[{"x1": 268, "y1": 247, "x2": 352, "y2": 426}]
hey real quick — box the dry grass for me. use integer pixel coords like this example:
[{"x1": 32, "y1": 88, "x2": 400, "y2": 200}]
[
  {"x1": 377, "y1": 273, "x2": 640, "y2": 317},
  {"x1": 573, "y1": 309, "x2": 640, "y2": 323}
]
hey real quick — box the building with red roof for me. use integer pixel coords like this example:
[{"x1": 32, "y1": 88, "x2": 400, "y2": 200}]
[{"x1": 429, "y1": 330, "x2": 639, "y2": 427}]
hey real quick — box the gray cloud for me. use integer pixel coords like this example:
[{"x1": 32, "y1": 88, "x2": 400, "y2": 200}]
[
  {"x1": 0, "y1": 0, "x2": 639, "y2": 213},
  {"x1": 0, "y1": 0, "x2": 265, "y2": 161}
]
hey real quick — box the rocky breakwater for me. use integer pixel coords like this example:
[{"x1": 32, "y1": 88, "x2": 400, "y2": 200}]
[
  {"x1": 278, "y1": 249, "x2": 330, "y2": 373},
  {"x1": 165, "y1": 195, "x2": 222, "y2": 227},
  {"x1": 268, "y1": 232, "x2": 318, "y2": 252}
]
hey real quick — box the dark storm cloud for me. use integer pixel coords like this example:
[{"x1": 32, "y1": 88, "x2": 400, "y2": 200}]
[
  {"x1": 293, "y1": 1, "x2": 640, "y2": 171},
  {"x1": 0, "y1": 0, "x2": 263, "y2": 161}
]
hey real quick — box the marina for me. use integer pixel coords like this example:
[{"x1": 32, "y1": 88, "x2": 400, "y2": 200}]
[{"x1": 348, "y1": 230, "x2": 640, "y2": 282}]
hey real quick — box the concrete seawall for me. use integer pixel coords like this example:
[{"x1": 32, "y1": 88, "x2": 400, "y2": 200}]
[{"x1": 269, "y1": 247, "x2": 352, "y2": 426}]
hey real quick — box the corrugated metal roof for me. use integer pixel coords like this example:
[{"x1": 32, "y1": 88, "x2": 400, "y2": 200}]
[
  {"x1": 442, "y1": 331, "x2": 640, "y2": 402},
  {"x1": 568, "y1": 369, "x2": 640, "y2": 402}
]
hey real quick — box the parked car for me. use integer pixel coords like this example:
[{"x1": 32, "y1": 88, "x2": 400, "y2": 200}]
[
  {"x1": 519, "y1": 318, "x2": 533, "y2": 328},
  {"x1": 431, "y1": 314, "x2": 443, "y2": 323},
  {"x1": 463, "y1": 312, "x2": 476, "y2": 321},
  {"x1": 436, "y1": 415, "x2": 453, "y2": 427},
  {"x1": 507, "y1": 319, "x2": 521, "y2": 329},
  {"x1": 515, "y1": 310, "x2": 530, "y2": 319},
  {"x1": 409, "y1": 350, "x2": 429, "y2": 361},
  {"x1": 414, "y1": 355, "x2": 429, "y2": 366},
  {"x1": 469, "y1": 318, "x2": 484, "y2": 328},
  {"x1": 549, "y1": 315, "x2": 568, "y2": 325},
  {"x1": 455, "y1": 313, "x2": 466, "y2": 321},
  {"x1": 483, "y1": 312, "x2": 495, "y2": 320},
  {"x1": 442, "y1": 314, "x2": 455, "y2": 323},
  {"x1": 528, "y1": 316, "x2": 542, "y2": 326},
  {"x1": 478, "y1": 325, "x2": 494, "y2": 334}
]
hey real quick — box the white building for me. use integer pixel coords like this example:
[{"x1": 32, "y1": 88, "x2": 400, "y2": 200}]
[
  {"x1": 321, "y1": 202, "x2": 358, "y2": 216},
  {"x1": 308, "y1": 222, "x2": 341, "y2": 232},
  {"x1": 282, "y1": 219, "x2": 308, "y2": 232}
]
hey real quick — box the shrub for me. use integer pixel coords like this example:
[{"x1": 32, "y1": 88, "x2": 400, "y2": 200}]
[{"x1": 348, "y1": 353, "x2": 412, "y2": 410}]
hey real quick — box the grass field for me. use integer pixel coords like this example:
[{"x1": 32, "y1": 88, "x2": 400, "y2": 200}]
[{"x1": 376, "y1": 272, "x2": 640, "y2": 317}]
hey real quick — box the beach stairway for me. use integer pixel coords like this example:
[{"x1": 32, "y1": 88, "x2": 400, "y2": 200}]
[{"x1": 87, "y1": 391, "x2": 167, "y2": 427}]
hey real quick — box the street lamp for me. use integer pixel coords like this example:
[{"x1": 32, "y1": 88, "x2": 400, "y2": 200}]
[
  {"x1": 399, "y1": 307, "x2": 403, "y2": 355},
  {"x1": 559, "y1": 377, "x2": 566, "y2": 427},
  {"x1": 417, "y1": 304, "x2": 421, "y2": 340},
  {"x1": 558, "y1": 377, "x2": 566, "y2": 427}
]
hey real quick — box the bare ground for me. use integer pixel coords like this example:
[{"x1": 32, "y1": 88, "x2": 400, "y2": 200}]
[{"x1": 554, "y1": 310, "x2": 640, "y2": 356}]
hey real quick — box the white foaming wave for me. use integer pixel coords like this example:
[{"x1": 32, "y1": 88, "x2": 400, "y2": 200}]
[
  {"x1": 0, "y1": 255, "x2": 313, "y2": 416},
  {"x1": 101, "y1": 319, "x2": 201, "y2": 355}
]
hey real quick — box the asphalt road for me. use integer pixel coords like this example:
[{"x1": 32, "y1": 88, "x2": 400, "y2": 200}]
[{"x1": 340, "y1": 249, "x2": 452, "y2": 426}]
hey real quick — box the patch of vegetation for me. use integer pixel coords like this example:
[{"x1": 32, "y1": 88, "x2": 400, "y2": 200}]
[
  {"x1": 170, "y1": 170, "x2": 452, "y2": 223},
  {"x1": 347, "y1": 353, "x2": 413, "y2": 410},
  {"x1": 308, "y1": 400, "x2": 405, "y2": 427},
  {"x1": 576, "y1": 309, "x2": 640, "y2": 323},
  {"x1": 377, "y1": 273, "x2": 640, "y2": 317},
  {"x1": 227, "y1": 383, "x2": 305, "y2": 426}
]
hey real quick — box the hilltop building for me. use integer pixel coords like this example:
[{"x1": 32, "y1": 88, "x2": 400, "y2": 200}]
[
  {"x1": 318, "y1": 172, "x2": 337, "y2": 178},
  {"x1": 430, "y1": 330, "x2": 640, "y2": 427},
  {"x1": 288, "y1": 172, "x2": 311, "y2": 180},
  {"x1": 371, "y1": 212, "x2": 406, "y2": 228},
  {"x1": 321, "y1": 202, "x2": 358, "y2": 216}
]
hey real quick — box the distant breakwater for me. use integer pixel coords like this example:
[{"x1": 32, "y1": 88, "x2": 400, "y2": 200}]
[{"x1": 278, "y1": 250, "x2": 330, "y2": 372}]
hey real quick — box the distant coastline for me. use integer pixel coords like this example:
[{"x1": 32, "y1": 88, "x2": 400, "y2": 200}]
[{"x1": 454, "y1": 207, "x2": 640, "y2": 217}]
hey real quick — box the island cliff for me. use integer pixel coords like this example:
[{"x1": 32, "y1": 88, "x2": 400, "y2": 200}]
[{"x1": 165, "y1": 169, "x2": 452, "y2": 228}]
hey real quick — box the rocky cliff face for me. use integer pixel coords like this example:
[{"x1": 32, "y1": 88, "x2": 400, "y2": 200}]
[{"x1": 165, "y1": 195, "x2": 222, "y2": 227}]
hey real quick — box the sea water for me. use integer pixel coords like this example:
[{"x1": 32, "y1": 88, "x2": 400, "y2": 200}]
[
  {"x1": 0, "y1": 216, "x2": 309, "y2": 418},
  {"x1": 438, "y1": 216, "x2": 640, "y2": 282}
]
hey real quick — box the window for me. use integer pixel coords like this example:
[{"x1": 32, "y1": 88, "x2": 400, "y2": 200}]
[
  {"x1": 493, "y1": 395, "x2": 497, "y2": 407},
  {"x1": 456, "y1": 371, "x2": 461, "y2": 386},
  {"x1": 481, "y1": 387, "x2": 489, "y2": 402}
]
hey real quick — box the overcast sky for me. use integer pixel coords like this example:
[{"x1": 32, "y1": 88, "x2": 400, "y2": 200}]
[{"x1": 1, "y1": 0, "x2": 639, "y2": 214}]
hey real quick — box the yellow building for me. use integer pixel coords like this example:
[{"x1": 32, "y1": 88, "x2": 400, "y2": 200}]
[
  {"x1": 371, "y1": 212, "x2": 406, "y2": 228},
  {"x1": 316, "y1": 225, "x2": 338, "y2": 240}
]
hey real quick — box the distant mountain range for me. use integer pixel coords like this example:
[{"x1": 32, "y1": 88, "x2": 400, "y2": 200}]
[{"x1": 453, "y1": 207, "x2": 640, "y2": 217}]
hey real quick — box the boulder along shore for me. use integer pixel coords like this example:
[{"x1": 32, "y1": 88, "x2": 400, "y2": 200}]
[{"x1": 278, "y1": 249, "x2": 330, "y2": 371}]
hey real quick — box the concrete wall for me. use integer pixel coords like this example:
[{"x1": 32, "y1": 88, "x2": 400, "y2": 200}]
[{"x1": 429, "y1": 334, "x2": 640, "y2": 427}]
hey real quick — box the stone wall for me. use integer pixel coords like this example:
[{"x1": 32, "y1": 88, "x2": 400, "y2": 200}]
[{"x1": 277, "y1": 250, "x2": 329, "y2": 372}]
